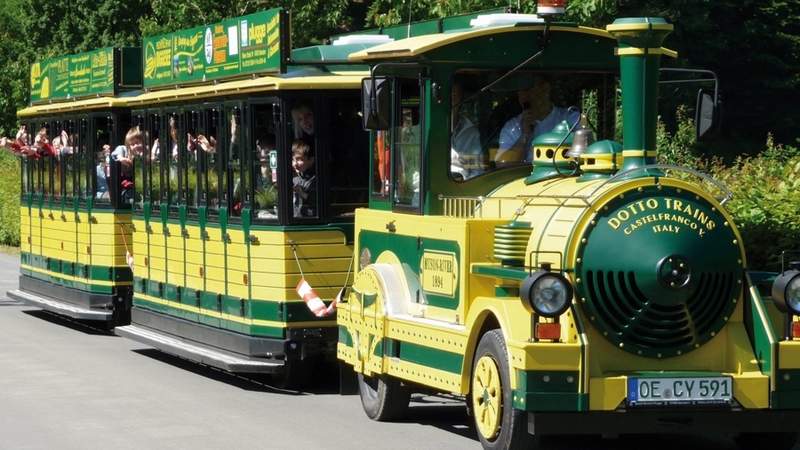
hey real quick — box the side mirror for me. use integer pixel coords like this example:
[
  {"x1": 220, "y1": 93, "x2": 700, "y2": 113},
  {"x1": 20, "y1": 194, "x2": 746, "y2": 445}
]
[
  {"x1": 695, "y1": 89, "x2": 717, "y2": 141},
  {"x1": 362, "y1": 77, "x2": 391, "y2": 130}
]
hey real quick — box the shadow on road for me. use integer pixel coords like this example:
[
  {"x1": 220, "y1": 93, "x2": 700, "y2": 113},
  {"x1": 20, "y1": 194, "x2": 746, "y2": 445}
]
[
  {"x1": 400, "y1": 395, "x2": 740, "y2": 449},
  {"x1": 403, "y1": 396, "x2": 477, "y2": 441},
  {"x1": 22, "y1": 309, "x2": 115, "y2": 336},
  {"x1": 131, "y1": 348, "x2": 342, "y2": 396}
]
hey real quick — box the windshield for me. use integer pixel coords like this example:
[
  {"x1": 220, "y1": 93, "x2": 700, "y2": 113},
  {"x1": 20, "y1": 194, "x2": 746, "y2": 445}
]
[{"x1": 450, "y1": 70, "x2": 617, "y2": 181}]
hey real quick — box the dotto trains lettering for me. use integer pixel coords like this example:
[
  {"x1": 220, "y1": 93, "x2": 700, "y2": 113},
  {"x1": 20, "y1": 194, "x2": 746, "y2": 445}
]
[{"x1": 606, "y1": 197, "x2": 717, "y2": 237}]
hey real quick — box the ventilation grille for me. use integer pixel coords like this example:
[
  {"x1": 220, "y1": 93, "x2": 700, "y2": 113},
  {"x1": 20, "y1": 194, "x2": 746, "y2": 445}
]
[
  {"x1": 493, "y1": 225, "x2": 532, "y2": 265},
  {"x1": 585, "y1": 270, "x2": 735, "y2": 352}
]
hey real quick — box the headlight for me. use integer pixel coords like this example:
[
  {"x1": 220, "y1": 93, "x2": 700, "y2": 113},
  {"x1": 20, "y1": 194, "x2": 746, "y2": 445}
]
[
  {"x1": 773, "y1": 269, "x2": 800, "y2": 315},
  {"x1": 520, "y1": 271, "x2": 573, "y2": 317}
]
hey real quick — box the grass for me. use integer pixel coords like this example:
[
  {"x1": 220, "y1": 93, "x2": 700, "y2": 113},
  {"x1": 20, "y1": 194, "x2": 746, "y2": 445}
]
[{"x1": 0, "y1": 151, "x2": 19, "y2": 247}]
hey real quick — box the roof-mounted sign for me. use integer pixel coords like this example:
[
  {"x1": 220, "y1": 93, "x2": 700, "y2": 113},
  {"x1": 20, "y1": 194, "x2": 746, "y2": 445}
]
[
  {"x1": 143, "y1": 8, "x2": 290, "y2": 89},
  {"x1": 30, "y1": 47, "x2": 142, "y2": 104}
]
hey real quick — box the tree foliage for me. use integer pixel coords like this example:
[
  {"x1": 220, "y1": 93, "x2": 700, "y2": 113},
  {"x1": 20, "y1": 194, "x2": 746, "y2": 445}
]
[{"x1": 0, "y1": 0, "x2": 798, "y2": 145}]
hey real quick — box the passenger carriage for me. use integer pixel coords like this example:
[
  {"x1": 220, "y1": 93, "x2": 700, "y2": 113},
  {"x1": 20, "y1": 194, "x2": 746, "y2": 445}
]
[
  {"x1": 113, "y1": 9, "x2": 375, "y2": 381},
  {"x1": 9, "y1": 48, "x2": 141, "y2": 325}
]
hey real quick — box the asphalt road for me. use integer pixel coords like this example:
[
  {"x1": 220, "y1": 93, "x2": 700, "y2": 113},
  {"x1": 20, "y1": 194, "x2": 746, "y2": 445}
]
[{"x1": 0, "y1": 251, "x2": 791, "y2": 450}]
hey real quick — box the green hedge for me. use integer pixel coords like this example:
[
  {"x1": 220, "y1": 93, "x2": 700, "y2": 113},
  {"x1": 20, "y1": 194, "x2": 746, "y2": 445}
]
[
  {"x1": 658, "y1": 107, "x2": 800, "y2": 270},
  {"x1": 0, "y1": 151, "x2": 19, "y2": 246}
]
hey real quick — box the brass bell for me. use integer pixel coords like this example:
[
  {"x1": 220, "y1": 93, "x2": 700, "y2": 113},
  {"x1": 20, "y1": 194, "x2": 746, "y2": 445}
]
[{"x1": 566, "y1": 122, "x2": 595, "y2": 159}]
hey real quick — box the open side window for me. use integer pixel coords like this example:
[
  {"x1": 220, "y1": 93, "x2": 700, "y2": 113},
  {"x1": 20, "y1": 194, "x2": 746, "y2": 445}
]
[
  {"x1": 250, "y1": 102, "x2": 280, "y2": 223},
  {"x1": 285, "y1": 98, "x2": 319, "y2": 220},
  {"x1": 325, "y1": 96, "x2": 369, "y2": 219},
  {"x1": 392, "y1": 78, "x2": 423, "y2": 212},
  {"x1": 226, "y1": 105, "x2": 243, "y2": 218},
  {"x1": 92, "y1": 115, "x2": 114, "y2": 204}
]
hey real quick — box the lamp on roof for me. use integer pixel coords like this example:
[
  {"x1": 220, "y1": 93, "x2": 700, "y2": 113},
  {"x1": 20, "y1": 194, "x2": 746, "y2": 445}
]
[{"x1": 537, "y1": 0, "x2": 567, "y2": 16}]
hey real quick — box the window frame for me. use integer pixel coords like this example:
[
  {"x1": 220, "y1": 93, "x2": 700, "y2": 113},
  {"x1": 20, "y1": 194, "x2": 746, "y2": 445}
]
[
  {"x1": 248, "y1": 97, "x2": 282, "y2": 225},
  {"x1": 390, "y1": 76, "x2": 425, "y2": 214},
  {"x1": 446, "y1": 69, "x2": 619, "y2": 184}
]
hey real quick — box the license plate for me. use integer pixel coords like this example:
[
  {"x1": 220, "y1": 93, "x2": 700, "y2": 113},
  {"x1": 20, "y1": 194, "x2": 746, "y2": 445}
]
[{"x1": 627, "y1": 376, "x2": 732, "y2": 406}]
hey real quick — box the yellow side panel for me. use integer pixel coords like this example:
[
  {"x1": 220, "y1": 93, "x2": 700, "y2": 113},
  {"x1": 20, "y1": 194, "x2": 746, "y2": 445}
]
[
  {"x1": 186, "y1": 262, "x2": 203, "y2": 280},
  {"x1": 228, "y1": 283, "x2": 248, "y2": 299},
  {"x1": 149, "y1": 256, "x2": 166, "y2": 271},
  {"x1": 185, "y1": 275, "x2": 204, "y2": 291},
  {"x1": 779, "y1": 341, "x2": 800, "y2": 370},
  {"x1": 206, "y1": 253, "x2": 225, "y2": 269},
  {"x1": 185, "y1": 249, "x2": 204, "y2": 265},
  {"x1": 166, "y1": 233, "x2": 183, "y2": 251},
  {"x1": 589, "y1": 376, "x2": 627, "y2": 410},
  {"x1": 205, "y1": 266, "x2": 226, "y2": 282},
  {"x1": 249, "y1": 257, "x2": 353, "y2": 274},
  {"x1": 149, "y1": 269, "x2": 166, "y2": 283}
]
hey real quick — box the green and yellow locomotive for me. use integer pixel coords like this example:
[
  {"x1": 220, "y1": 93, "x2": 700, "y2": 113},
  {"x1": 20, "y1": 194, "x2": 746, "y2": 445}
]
[{"x1": 337, "y1": 12, "x2": 800, "y2": 449}]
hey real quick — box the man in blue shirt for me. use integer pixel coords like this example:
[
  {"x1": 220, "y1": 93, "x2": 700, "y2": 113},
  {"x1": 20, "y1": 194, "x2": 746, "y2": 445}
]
[{"x1": 495, "y1": 76, "x2": 579, "y2": 163}]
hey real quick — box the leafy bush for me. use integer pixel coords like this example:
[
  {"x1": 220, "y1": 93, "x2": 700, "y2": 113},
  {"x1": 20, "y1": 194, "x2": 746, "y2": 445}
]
[
  {"x1": 0, "y1": 151, "x2": 20, "y2": 246},
  {"x1": 658, "y1": 111, "x2": 800, "y2": 270}
]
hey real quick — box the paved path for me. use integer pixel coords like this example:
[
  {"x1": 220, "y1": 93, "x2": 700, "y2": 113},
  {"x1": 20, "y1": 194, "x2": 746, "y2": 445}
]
[{"x1": 0, "y1": 251, "x2": 791, "y2": 449}]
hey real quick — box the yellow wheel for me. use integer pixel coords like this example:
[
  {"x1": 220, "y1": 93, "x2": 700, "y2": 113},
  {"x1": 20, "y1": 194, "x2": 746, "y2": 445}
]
[
  {"x1": 471, "y1": 329, "x2": 536, "y2": 450},
  {"x1": 473, "y1": 355, "x2": 503, "y2": 440}
]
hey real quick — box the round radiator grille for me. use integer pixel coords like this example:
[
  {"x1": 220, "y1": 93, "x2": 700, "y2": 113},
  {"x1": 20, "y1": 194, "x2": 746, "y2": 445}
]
[
  {"x1": 583, "y1": 270, "x2": 736, "y2": 356},
  {"x1": 575, "y1": 185, "x2": 744, "y2": 358}
]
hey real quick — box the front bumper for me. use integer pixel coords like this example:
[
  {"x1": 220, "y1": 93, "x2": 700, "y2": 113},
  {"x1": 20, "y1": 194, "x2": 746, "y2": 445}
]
[{"x1": 528, "y1": 408, "x2": 800, "y2": 435}]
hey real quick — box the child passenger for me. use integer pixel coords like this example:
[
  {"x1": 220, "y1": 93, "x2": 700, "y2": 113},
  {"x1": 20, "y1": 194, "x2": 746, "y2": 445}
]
[{"x1": 291, "y1": 139, "x2": 316, "y2": 218}]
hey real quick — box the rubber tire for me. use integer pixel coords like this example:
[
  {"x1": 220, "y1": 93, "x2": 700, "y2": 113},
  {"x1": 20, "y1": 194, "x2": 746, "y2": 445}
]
[
  {"x1": 472, "y1": 329, "x2": 537, "y2": 450},
  {"x1": 735, "y1": 432, "x2": 798, "y2": 450},
  {"x1": 358, "y1": 373, "x2": 411, "y2": 421}
]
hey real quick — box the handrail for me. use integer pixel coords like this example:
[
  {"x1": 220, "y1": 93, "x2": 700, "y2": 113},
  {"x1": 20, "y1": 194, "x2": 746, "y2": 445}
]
[
  {"x1": 438, "y1": 163, "x2": 733, "y2": 218},
  {"x1": 598, "y1": 164, "x2": 733, "y2": 204}
]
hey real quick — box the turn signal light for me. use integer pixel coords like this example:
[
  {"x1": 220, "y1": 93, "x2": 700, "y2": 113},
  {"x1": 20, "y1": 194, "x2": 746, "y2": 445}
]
[
  {"x1": 535, "y1": 322, "x2": 561, "y2": 340},
  {"x1": 792, "y1": 321, "x2": 800, "y2": 339}
]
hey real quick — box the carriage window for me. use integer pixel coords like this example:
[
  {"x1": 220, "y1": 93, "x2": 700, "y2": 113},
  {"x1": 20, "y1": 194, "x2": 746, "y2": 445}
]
[
  {"x1": 200, "y1": 109, "x2": 221, "y2": 211},
  {"x1": 329, "y1": 97, "x2": 368, "y2": 217},
  {"x1": 372, "y1": 130, "x2": 391, "y2": 198},
  {"x1": 61, "y1": 121, "x2": 77, "y2": 200},
  {"x1": 78, "y1": 119, "x2": 89, "y2": 199},
  {"x1": 184, "y1": 110, "x2": 199, "y2": 211},
  {"x1": 51, "y1": 122, "x2": 64, "y2": 200},
  {"x1": 393, "y1": 79, "x2": 421, "y2": 209},
  {"x1": 287, "y1": 100, "x2": 317, "y2": 219},
  {"x1": 131, "y1": 115, "x2": 146, "y2": 209},
  {"x1": 93, "y1": 117, "x2": 113, "y2": 202},
  {"x1": 167, "y1": 113, "x2": 180, "y2": 208},
  {"x1": 20, "y1": 158, "x2": 28, "y2": 196},
  {"x1": 251, "y1": 104, "x2": 278, "y2": 222},
  {"x1": 228, "y1": 108, "x2": 243, "y2": 216},
  {"x1": 146, "y1": 114, "x2": 162, "y2": 208}
]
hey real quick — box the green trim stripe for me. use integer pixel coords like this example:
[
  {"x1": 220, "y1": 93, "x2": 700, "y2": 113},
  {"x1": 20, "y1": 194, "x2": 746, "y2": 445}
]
[
  {"x1": 133, "y1": 278, "x2": 335, "y2": 323},
  {"x1": 396, "y1": 340, "x2": 463, "y2": 374},
  {"x1": 513, "y1": 370, "x2": 586, "y2": 412}
]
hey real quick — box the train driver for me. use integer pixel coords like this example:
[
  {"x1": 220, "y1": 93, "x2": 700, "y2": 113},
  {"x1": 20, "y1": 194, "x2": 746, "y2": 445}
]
[{"x1": 495, "y1": 75, "x2": 579, "y2": 163}]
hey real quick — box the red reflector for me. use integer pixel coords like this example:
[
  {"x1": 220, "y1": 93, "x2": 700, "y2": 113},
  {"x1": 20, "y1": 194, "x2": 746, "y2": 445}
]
[
  {"x1": 536, "y1": 323, "x2": 561, "y2": 340},
  {"x1": 792, "y1": 321, "x2": 800, "y2": 338}
]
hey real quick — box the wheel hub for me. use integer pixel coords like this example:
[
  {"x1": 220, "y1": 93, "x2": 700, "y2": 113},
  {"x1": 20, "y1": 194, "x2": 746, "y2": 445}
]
[{"x1": 472, "y1": 355, "x2": 502, "y2": 440}]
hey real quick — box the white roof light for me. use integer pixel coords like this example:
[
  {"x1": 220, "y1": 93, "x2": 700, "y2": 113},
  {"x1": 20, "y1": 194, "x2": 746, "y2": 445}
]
[
  {"x1": 469, "y1": 13, "x2": 545, "y2": 28},
  {"x1": 332, "y1": 35, "x2": 395, "y2": 46}
]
